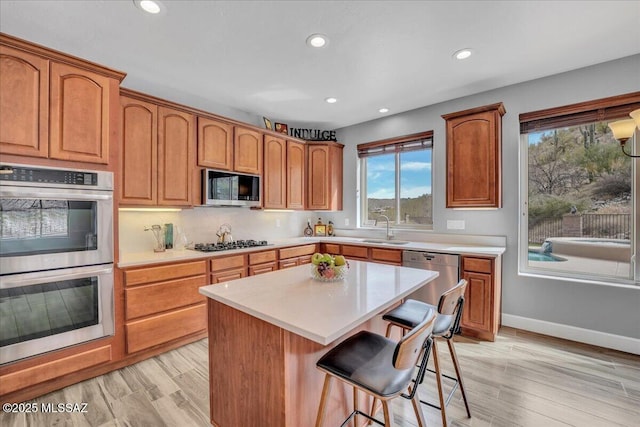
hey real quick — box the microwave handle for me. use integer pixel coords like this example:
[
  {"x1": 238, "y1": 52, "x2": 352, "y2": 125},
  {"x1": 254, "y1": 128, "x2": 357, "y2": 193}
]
[
  {"x1": 0, "y1": 266, "x2": 114, "y2": 289},
  {"x1": 0, "y1": 190, "x2": 112, "y2": 201}
]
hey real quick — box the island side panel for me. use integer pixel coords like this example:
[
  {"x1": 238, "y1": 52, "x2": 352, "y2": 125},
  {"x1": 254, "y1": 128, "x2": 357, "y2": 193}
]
[{"x1": 207, "y1": 299, "x2": 285, "y2": 427}]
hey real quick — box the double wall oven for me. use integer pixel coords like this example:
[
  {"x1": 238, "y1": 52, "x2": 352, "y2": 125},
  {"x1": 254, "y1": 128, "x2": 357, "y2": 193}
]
[{"x1": 0, "y1": 164, "x2": 114, "y2": 365}]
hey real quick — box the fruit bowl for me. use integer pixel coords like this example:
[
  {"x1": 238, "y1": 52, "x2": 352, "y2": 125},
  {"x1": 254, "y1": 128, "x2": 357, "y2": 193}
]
[{"x1": 310, "y1": 263, "x2": 349, "y2": 282}]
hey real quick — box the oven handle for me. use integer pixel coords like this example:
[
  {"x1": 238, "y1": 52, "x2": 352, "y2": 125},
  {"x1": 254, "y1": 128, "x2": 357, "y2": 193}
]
[
  {"x1": 0, "y1": 189, "x2": 112, "y2": 201},
  {"x1": 0, "y1": 265, "x2": 113, "y2": 289}
]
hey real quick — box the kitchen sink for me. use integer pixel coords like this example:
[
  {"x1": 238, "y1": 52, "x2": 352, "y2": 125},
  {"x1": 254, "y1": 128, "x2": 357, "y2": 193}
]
[{"x1": 360, "y1": 239, "x2": 409, "y2": 245}]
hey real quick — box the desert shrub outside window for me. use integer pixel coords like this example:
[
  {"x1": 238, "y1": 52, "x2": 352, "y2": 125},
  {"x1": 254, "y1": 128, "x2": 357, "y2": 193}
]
[
  {"x1": 519, "y1": 93, "x2": 639, "y2": 286},
  {"x1": 358, "y1": 131, "x2": 433, "y2": 230}
]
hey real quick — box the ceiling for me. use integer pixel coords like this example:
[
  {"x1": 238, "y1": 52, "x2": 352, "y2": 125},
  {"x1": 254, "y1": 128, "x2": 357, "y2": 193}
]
[{"x1": 1, "y1": 1, "x2": 639, "y2": 129}]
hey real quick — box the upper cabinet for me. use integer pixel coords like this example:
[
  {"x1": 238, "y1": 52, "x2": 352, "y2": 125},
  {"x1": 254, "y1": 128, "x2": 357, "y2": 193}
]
[
  {"x1": 307, "y1": 142, "x2": 343, "y2": 211},
  {"x1": 263, "y1": 137, "x2": 306, "y2": 209},
  {"x1": 442, "y1": 102, "x2": 505, "y2": 208},
  {"x1": 197, "y1": 116, "x2": 233, "y2": 170},
  {"x1": 120, "y1": 91, "x2": 194, "y2": 207},
  {"x1": 0, "y1": 34, "x2": 125, "y2": 165},
  {"x1": 234, "y1": 127, "x2": 263, "y2": 175}
]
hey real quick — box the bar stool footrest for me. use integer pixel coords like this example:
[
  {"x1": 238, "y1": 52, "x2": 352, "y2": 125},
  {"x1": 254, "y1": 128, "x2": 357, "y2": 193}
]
[
  {"x1": 340, "y1": 410, "x2": 385, "y2": 427},
  {"x1": 409, "y1": 368, "x2": 459, "y2": 410}
]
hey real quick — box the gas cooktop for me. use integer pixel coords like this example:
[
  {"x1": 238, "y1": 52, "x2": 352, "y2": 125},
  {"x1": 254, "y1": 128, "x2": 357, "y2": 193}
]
[{"x1": 192, "y1": 240, "x2": 269, "y2": 252}]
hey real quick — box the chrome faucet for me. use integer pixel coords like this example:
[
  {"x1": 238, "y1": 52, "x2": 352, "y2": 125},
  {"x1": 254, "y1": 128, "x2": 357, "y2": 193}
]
[{"x1": 378, "y1": 215, "x2": 394, "y2": 240}]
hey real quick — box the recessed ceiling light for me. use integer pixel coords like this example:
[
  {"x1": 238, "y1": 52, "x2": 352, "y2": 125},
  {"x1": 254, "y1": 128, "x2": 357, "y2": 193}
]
[
  {"x1": 134, "y1": 0, "x2": 163, "y2": 14},
  {"x1": 325, "y1": 97, "x2": 338, "y2": 104},
  {"x1": 453, "y1": 48, "x2": 472, "y2": 60},
  {"x1": 379, "y1": 108, "x2": 389, "y2": 113},
  {"x1": 306, "y1": 34, "x2": 328, "y2": 48}
]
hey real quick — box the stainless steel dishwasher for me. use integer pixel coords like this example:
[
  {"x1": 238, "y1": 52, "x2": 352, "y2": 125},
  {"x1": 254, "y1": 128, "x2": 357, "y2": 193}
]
[{"x1": 403, "y1": 250, "x2": 460, "y2": 305}]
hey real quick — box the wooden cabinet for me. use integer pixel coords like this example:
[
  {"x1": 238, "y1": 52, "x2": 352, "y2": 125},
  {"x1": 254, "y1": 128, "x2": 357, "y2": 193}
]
[
  {"x1": 460, "y1": 256, "x2": 501, "y2": 341},
  {"x1": 370, "y1": 247, "x2": 402, "y2": 265},
  {"x1": 320, "y1": 243, "x2": 402, "y2": 265},
  {"x1": 123, "y1": 260, "x2": 208, "y2": 354},
  {"x1": 278, "y1": 244, "x2": 317, "y2": 269},
  {"x1": 264, "y1": 135, "x2": 287, "y2": 208},
  {"x1": 0, "y1": 35, "x2": 124, "y2": 164},
  {"x1": 197, "y1": 116, "x2": 233, "y2": 170},
  {"x1": 210, "y1": 254, "x2": 247, "y2": 283},
  {"x1": 442, "y1": 103, "x2": 505, "y2": 208},
  {"x1": 341, "y1": 244, "x2": 369, "y2": 260},
  {"x1": 0, "y1": 45, "x2": 49, "y2": 158},
  {"x1": 264, "y1": 137, "x2": 306, "y2": 209},
  {"x1": 234, "y1": 126, "x2": 262, "y2": 175},
  {"x1": 119, "y1": 91, "x2": 195, "y2": 206},
  {"x1": 248, "y1": 249, "x2": 277, "y2": 276},
  {"x1": 307, "y1": 142, "x2": 343, "y2": 210}
]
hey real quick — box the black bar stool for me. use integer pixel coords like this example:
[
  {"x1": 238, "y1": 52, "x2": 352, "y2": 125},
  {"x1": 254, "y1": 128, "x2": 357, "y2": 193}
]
[
  {"x1": 376, "y1": 279, "x2": 471, "y2": 427},
  {"x1": 315, "y1": 308, "x2": 436, "y2": 427}
]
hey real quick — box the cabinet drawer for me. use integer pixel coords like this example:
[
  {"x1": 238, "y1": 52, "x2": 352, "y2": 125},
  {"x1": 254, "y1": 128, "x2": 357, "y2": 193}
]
[
  {"x1": 249, "y1": 250, "x2": 277, "y2": 265},
  {"x1": 370, "y1": 248, "x2": 402, "y2": 264},
  {"x1": 125, "y1": 275, "x2": 207, "y2": 320},
  {"x1": 462, "y1": 257, "x2": 493, "y2": 274},
  {"x1": 279, "y1": 259, "x2": 299, "y2": 269},
  {"x1": 211, "y1": 254, "x2": 246, "y2": 271},
  {"x1": 298, "y1": 254, "x2": 312, "y2": 265},
  {"x1": 126, "y1": 304, "x2": 207, "y2": 354},
  {"x1": 125, "y1": 260, "x2": 206, "y2": 287},
  {"x1": 342, "y1": 245, "x2": 369, "y2": 259},
  {"x1": 279, "y1": 244, "x2": 317, "y2": 259},
  {"x1": 0, "y1": 345, "x2": 112, "y2": 396},
  {"x1": 211, "y1": 267, "x2": 246, "y2": 283},
  {"x1": 249, "y1": 262, "x2": 277, "y2": 276},
  {"x1": 323, "y1": 243, "x2": 341, "y2": 254}
]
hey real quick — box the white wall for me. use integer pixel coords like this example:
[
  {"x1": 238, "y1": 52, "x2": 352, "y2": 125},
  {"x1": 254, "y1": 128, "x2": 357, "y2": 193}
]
[{"x1": 331, "y1": 55, "x2": 640, "y2": 341}]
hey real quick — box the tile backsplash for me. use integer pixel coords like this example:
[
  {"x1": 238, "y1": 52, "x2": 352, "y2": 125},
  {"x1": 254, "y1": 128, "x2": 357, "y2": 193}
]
[{"x1": 118, "y1": 207, "x2": 313, "y2": 255}]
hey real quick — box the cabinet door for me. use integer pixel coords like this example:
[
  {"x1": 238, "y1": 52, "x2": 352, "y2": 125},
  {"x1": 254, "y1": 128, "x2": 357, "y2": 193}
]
[
  {"x1": 444, "y1": 103, "x2": 504, "y2": 208},
  {"x1": 198, "y1": 116, "x2": 233, "y2": 170},
  {"x1": 234, "y1": 127, "x2": 262, "y2": 175},
  {"x1": 211, "y1": 268, "x2": 246, "y2": 283},
  {"x1": 287, "y1": 140, "x2": 305, "y2": 209},
  {"x1": 307, "y1": 144, "x2": 330, "y2": 210},
  {"x1": 120, "y1": 96, "x2": 157, "y2": 205},
  {"x1": 460, "y1": 270, "x2": 492, "y2": 335},
  {"x1": 263, "y1": 135, "x2": 287, "y2": 208},
  {"x1": 157, "y1": 106, "x2": 194, "y2": 206},
  {"x1": 49, "y1": 62, "x2": 112, "y2": 164},
  {"x1": 0, "y1": 45, "x2": 49, "y2": 158}
]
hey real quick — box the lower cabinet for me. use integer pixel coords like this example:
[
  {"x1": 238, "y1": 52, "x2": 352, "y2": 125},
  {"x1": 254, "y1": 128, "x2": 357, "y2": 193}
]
[
  {"x1": 278, "y1": 243, "x2": 317, "y2": 269},
  {"x1": 248, "y1": 249, "x2": 277, "y2": 276},
  {"x1": 460, "y1": 256, "x2": 500, "y2": 341},
  {"x1": 123, "y1": 260, "x2": 207, "y2": 354},
  {"x1": 210, "y1": 254, "x2": 247, "y2": 283}
]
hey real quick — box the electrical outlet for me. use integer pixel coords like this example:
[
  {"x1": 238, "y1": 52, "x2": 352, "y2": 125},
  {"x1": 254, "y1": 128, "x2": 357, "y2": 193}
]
[
  {"x1": 276, "y1": 219, "x2": 281, "y2": 228},
  {"x1": 447, "y1": 220, "x2": 465, "y2": 230},
  {"x1": 344, "y1": 218, "x2": 350, "y2": 226}
]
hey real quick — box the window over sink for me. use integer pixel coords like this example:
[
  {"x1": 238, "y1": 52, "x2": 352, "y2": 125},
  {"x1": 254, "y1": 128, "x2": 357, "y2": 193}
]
[{"x1": 358, "y1": 131, "x2": 433, "y2": 230}]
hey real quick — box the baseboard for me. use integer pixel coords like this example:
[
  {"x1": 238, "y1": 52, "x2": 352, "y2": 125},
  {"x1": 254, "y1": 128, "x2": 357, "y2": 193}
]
[{"x1": 501, "y1": 314, "x2": 640, "y2": 355}]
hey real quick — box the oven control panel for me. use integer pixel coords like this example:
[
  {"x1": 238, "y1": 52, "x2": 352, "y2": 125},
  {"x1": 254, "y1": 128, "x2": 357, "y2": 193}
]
[{"x1": 0, "y1": 165, "x2": 98, "y2": 186}]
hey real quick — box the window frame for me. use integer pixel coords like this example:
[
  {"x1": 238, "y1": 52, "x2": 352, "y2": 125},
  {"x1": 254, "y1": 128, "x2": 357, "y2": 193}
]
[
  {"x1": 357, "y1": 130, "x2": 434, "y2": 230},
  {"x1": 518, "y1": 92, "x2": 640, "y2": 287}
]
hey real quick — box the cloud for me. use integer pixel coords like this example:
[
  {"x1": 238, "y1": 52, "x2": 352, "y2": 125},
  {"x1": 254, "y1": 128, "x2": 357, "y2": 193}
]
[
  {"x1": 401, "y1": 161, "x2": 431, "y2": 171},
  {"x1": 368, "y1": 188, "x2": 395, "y2": 199},
  {"x1": 400, "y1": 185, "x2": 432, "y2": 198}
]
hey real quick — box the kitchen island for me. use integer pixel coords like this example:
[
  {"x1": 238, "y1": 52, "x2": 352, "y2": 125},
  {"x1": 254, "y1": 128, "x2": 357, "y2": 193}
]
[{"x1": 199, "y1": 260, "x2": 439, "y2": 427}]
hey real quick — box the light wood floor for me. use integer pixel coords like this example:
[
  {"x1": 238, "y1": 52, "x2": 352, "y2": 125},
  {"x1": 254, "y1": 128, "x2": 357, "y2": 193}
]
[{"x1": 1, "y1": 327, "x2": 638, "y2": 427}]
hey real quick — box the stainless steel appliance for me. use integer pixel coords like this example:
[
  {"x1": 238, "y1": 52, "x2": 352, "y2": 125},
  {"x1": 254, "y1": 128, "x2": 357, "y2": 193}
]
[
  {"x1": 0, "y1": 163, "x2": 114, "y2": 364},
  {"x1": 403, "y1": 250, "x2": 460, "y2": 305},
  {"x1": 192, "y1": 240, "x2": 269, "y2": 252},
  {"x1": 0, "y1": 163, "x2": 114, "y2": 275},
  {"x1": 0, "y1": 264, "x2": 114, "y2": 364},
  {"x1": 202, "y1": 169, "x2": 260, "y2": 207}
]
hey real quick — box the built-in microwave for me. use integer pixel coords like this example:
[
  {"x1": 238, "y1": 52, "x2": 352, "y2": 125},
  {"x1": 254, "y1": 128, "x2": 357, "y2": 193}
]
[{"x1": 202, "y1": 169, "x2": 260, "y2": 207}]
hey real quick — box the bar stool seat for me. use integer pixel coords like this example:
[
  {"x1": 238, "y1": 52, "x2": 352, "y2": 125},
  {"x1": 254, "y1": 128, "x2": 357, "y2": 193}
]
[
  {"x1": 315, "y1": 309, "x2": 436, "y2": 427},
  {"x1": 383, "y1": 299, "x2": 453, "y2": 335}
]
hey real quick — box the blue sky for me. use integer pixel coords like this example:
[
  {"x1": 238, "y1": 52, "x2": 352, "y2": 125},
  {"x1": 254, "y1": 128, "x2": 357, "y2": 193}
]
[{"x1": 366, "y1": 150, "x2": 432, "y2": 199}]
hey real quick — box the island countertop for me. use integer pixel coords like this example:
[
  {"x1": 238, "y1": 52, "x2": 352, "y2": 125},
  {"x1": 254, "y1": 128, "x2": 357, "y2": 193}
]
[{"x1": 199, "y1": 260, "x2": 439, "y2": 345}]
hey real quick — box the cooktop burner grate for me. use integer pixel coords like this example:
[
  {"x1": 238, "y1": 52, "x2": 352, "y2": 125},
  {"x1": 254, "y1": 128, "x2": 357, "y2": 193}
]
[{"x1": 192, "y1": 240, "x2": 269, "y2": 252}]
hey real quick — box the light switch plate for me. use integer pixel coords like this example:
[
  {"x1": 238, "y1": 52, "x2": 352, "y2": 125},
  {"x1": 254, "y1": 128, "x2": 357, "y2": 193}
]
[
  {"x1": 344, "y1": 218, "x2": 350, "y2": 226},
  {"x1": 447, "y1": 220, "x2": 465, "y2": 230}
]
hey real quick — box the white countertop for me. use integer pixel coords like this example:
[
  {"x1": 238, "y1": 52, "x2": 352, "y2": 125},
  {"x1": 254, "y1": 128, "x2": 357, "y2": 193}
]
[
  {"x1": 199, "y1": 260, "x2": 439, "y2": 345},
  {"x1": 118, "y1": 236, "x2": 505, "y2": 268}
]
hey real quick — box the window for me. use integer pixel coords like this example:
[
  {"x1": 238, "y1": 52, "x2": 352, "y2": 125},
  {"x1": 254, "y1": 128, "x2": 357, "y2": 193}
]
[
  {"x1": 358, "y1": 131, "x2": 433, "y2": 229},
  {"x1": 519, "y1": 93, "x2": 640, "y2": 285}
]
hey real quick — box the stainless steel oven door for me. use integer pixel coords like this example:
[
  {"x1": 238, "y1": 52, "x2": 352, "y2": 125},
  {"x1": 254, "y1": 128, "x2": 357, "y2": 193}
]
[
  {"x1": 0, "y1": 186, "x2": 113, "y2": 275},
  {"x1": 0, "y1": 264, "x2": 114, "y2": 365}
]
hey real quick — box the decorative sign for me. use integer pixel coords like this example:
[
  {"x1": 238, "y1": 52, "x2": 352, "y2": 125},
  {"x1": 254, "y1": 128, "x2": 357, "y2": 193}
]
[
  {"x1": 263, "y1": 118, "x2": 337, "y2": 141},
  {"x1": 263, "y1": 117, "x2": 272, "y2": 130},
  {"x1": 274, "y1": 122, "x2": 289, "y2": 134}
]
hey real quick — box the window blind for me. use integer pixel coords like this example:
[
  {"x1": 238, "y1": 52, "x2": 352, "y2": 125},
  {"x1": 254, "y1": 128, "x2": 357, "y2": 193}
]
[{"x1": 357, "y1": 130, "x2": 433, "y2": 158}]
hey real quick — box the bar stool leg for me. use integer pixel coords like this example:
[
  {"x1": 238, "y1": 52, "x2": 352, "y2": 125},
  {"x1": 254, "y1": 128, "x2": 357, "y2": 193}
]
[
  {"x1": 353, "y1": 387, "x2": 359, "y2": 425},
  {"x1": 382, "y1": 400, "x2": 394, "y2": 426},
  {"x1": 315, "y1": 374, "x2": 333, "y2": 427},
  {"x1": 409, "y1": 386, "x2": 427, "y2": 427},
  {"x1": 447, "y1": 338, "x2": 471, "y2": 418},
  {"x1": 432, "y1": 339, "x2": 448, "y2": 427}
]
